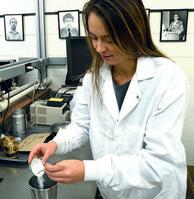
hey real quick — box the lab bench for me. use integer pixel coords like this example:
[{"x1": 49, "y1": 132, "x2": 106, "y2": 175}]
[{"x1": 0, "y1": 126, "x2": 97, "y2": 199}]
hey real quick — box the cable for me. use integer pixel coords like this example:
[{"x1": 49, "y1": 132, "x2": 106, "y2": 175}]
[
  {"x1": 1, "y1": 81, "x2": 11, "y2": 133},
  {"x1": 54, "y1": 86, "x2": 63, "y2": 98},
  {"x1": 26, "y1": 66, "x2": 42, "y2": 100},
  {"x1": 33, "y1": 67, "x2": 42, "y2": 95}
]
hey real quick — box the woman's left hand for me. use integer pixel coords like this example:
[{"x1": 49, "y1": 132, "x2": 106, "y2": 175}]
[{"x1": 44, "y1": 160, "x2": 85, "y2": 184}]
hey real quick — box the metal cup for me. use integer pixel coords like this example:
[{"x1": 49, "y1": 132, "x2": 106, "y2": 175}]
[
  {"x1": 29, "y1": 174, "x2": 57, "y2": 199},
  {"x1": 12, "y1": 108, "x2": 27, "y2": 138}
]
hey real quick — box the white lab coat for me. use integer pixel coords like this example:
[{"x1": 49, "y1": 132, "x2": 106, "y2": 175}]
[{"x1": 53, "y1": 56, "x2": 188, "y2": 199}]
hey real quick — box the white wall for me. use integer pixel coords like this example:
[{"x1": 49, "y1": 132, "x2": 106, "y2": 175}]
[
  {"x1": 45, "y1": 0, "x2": 87, "y2": 90},
  {"x1": 143, "y1": 0, "x2": 194, "y2": 9},
  {"x1": 0, "y1": 0, "x2": 194, "y2": 164},
  {"x1": 0, "y1": 0, "x2": 35, "y2": 14},
  {"x1": 0, "y1": 0, "x2": 37, "y2": 60}
]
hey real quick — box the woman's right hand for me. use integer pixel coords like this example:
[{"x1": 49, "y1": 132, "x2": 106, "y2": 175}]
[{"x1": 28, "y1": 141, "x2": 58, "y2": 165}]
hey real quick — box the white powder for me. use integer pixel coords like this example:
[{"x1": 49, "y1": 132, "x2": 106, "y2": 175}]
[
  {"x1": 37, "y1": 174, "x2": 45, "y2": 189},
  {"x1": 30, "y1": 158, "x2": 45, "y2": 189}
]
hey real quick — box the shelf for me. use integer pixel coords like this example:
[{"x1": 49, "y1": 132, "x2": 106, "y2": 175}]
[{"x1": 0, "y1": 89, "x2": 50, "y2": 124}]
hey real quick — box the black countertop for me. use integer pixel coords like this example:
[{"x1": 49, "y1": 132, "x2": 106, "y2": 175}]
[{"x1": 0, "y1": 125, "x2": 96, "y2": 199}]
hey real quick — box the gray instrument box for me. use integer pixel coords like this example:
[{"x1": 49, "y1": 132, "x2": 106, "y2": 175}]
[{"x1": 30, "y1": 100, "x2": 70, "y2": 125}]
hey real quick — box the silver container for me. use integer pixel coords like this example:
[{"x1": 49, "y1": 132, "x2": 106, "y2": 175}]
[
  {"x1": 12, "y1": 108, "x2": 27, "y2": 137},
  {"x1": 29, "y1": 175, "x2": 57, "y2": 199}
]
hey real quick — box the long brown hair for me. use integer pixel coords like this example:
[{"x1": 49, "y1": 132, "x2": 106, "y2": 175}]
[{"x1": 82, "y1": 0, "x2": 166, "y2": 92}]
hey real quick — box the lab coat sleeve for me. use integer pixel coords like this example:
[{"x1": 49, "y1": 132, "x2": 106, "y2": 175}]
[
  {"x1": 84, "y1": 71, "x2": 188, "y2": 191},
  {"x1": 52, "y1": 75, "x2": 91, "y2": 154}
]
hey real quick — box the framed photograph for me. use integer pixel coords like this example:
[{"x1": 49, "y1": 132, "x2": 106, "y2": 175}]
[
  {"x1": 58, "y1": 10, "x2": 80, "y2": 39},
  {"x1": 4, "y1": 14, "x2": 24, "y2": 41},
  {"x1": 160, "y1": 10, "x2": 188, "y2": 42}
]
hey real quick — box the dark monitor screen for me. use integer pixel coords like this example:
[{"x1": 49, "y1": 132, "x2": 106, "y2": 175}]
[{"x1": 65, "y1": 36, "x2": 92, "y2": 86}]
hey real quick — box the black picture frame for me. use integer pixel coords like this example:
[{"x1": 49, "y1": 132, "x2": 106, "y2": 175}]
[
  {"x1": 160, "y1": 9, "x2": 188, "y2": 42},
  {"x1": 4, "y1": 14, "x2": 24, "y2": 41},
  {"x1": 58, "y1": 10, "x2": 80, "y2": 39}
]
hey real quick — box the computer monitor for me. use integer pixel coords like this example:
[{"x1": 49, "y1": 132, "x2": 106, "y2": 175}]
[
  {"x1": 0, "y1": 59, "x2": 16, "y2": 92},
  {"x1": 65, "y1": 36, "x2": 92, "y2": 86},
  {"x1": 0, "y1": 59, "x2": 15, "y2": 66}
]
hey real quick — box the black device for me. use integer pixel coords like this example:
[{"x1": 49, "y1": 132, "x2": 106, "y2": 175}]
[
  {"x1": 0, "y1": 59, "x2": 16, "y2": 93},
  {"x1": 65, "y1": 36, "x2": 92, "y2": 87}
]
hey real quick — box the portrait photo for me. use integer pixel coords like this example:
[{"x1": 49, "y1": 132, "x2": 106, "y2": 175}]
[
  {"x1": 58, "y1": 10, "x2": 80, "y2": 39},
  {"x1": 4, "y1": 14, "x2": 24, "y2": 41},
  {"x1": 160, "y1": 10, "x2": 188, "y2": 42}
]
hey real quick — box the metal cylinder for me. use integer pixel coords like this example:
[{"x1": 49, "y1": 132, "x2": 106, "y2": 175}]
[
  {"x1": 12, "y1": 108, "x2": 27, "y2": 137},
  {"x1": 29, "y1": 175, "x2": 57, "y2": 199}
]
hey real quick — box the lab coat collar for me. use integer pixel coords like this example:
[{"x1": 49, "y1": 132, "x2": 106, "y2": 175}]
[
  {"x1": 119, "y1": 73, "x2": 142, "y2": 121},
  {"x1": 135, "y1": 56, "x2": 155, "y2": 80},
  {"x1": 100, "y1": 56, "x2": 155, "y2": 82},
  {"x1": 100, "y1": 56, "x2": 155, "y2": 122}
]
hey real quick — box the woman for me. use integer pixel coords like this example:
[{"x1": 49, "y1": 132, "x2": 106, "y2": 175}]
[{"x1": 28, "y1": 0, "x2": 188, "y2": 198}]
